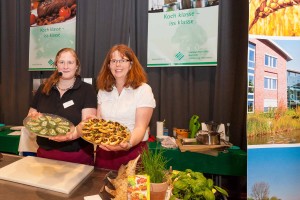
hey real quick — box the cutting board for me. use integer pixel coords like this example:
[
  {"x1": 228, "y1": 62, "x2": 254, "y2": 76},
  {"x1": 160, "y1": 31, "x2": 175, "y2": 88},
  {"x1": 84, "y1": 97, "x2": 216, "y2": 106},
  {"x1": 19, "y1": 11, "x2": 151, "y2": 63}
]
[
  {"x1": 0, "y1": 156, "x2": 94, "y2": 194},
  {"x1": 176, "y1": 139, "x2": 231, "y2": 156}
]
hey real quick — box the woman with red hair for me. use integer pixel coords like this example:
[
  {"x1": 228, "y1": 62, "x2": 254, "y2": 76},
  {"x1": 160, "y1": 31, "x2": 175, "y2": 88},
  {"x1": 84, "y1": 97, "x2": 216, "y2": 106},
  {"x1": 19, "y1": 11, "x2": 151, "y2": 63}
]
[{"x1": 95, "y1": 44, "x2": 156, "y2": 170}]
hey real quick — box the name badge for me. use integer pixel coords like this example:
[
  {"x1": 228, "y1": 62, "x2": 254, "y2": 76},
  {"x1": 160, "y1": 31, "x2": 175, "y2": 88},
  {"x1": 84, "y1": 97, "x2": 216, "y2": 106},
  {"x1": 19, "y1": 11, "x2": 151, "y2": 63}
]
[{"x1": 63, "y1": 100, "x2": 74, "y2": 109}]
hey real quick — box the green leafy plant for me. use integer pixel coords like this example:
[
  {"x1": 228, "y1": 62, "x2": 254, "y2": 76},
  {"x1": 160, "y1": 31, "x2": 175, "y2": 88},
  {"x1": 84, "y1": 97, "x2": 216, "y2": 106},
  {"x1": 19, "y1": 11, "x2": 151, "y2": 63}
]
[
  {"x1": 139, "y1": 147, "x2": 169, "y2": 183},
  {"x1": 170, "y1": 169, "x2": 228, "y2": 200}
]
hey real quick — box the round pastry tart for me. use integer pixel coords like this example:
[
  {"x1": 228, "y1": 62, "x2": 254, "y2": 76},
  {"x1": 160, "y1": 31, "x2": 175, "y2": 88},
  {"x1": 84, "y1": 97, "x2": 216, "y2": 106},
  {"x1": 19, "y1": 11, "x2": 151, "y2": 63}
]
[{"x1": 81, "y1": 118, "x2": 130, "y2": 145}]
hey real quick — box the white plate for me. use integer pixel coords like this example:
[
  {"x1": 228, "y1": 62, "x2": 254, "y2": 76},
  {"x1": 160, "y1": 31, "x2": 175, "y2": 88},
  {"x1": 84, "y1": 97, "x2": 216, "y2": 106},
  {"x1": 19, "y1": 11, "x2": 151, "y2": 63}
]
[
  {"x1": 10, "y1": 126, "x2": 24, "y2": 131},
  {"x1": 81, "y1": 118, "x2": 130, "y2": 145},
  {"x1": 23, "y1": 113, "x2": 74, "y2": 138}
]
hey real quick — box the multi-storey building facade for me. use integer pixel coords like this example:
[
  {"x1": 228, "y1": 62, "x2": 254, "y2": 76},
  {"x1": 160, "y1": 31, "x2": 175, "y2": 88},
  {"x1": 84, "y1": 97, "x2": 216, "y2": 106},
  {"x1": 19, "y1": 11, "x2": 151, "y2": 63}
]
[
  {"x1": 247, "y1": 39, "x2": 292, "y2": 113},
  {"x1": 287, "y1": 69, "x2": 300, "y2": 108}
]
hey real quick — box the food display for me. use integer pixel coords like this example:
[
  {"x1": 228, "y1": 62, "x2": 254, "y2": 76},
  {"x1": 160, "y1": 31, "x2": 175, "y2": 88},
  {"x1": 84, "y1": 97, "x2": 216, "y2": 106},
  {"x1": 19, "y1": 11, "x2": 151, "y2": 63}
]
[
  {"x1": 100, "y1": 156, "x2": 141, "y2": 200},
  {"x1": 30, "y1": 0, "x2": 77, "y2": 26},
  {"x1": 23, "y1": 113, "x2": 73, "y2": 137},
  {"x1": 81, "y1": 118, "x2": 130, "y2": 145},
  {"x1": 249, "y1": 0, "x2": 300, "y2": 36},
  {"x1": 127, "y1": 175, "x2": 150, "y2": 200}
]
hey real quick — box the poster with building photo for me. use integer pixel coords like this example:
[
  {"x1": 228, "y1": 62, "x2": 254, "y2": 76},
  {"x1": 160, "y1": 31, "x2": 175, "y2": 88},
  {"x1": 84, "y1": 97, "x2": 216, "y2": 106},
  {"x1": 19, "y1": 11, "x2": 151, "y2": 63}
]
[
  {"x1": 147, "y1": 0, "x2": 219, "y2": 67},
  {"x1": 29, "y1": 0, "x2": 77, "y2": 71},
  {"x1": 247, "y1": 1, "x2": 300, "y2": 199}
]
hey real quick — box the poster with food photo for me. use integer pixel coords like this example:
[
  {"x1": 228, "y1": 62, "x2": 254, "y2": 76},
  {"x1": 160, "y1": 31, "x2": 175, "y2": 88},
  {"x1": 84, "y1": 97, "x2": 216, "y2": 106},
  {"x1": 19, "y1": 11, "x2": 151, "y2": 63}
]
[
  {"x1": 29, "y1": 0, "x2": 77, "y2": 71},
  {"x1": 127, "y1": 175, "x2": 150, "y2": 200},
  {"x1": 249, "y1": 0, "x2": 300, "y2": 36}
]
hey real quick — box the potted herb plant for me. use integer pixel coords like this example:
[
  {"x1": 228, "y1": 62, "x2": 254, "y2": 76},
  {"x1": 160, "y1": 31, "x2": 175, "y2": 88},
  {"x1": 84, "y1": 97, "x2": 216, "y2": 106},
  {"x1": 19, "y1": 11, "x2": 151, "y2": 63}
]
[
  {"x1": 170, "y1": 169, "x2": 229, "y2": 200},
  {"x1": 139, "y1": 147, "x2": 170, "y2": 200}
]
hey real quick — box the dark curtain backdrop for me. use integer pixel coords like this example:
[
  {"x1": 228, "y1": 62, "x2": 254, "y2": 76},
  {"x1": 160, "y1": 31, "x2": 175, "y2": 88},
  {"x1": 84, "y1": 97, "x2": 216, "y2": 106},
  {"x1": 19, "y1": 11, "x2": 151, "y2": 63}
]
[{"x1": 0, "y1": 0, "x2": 248, "y2": 150}]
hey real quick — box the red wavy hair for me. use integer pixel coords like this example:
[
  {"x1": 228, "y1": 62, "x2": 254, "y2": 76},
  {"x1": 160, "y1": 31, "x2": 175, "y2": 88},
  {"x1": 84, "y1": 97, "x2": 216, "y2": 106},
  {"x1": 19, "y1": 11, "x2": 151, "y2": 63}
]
[{"x1": 96, "y1": 44, "x2": 147, "y2": 91}]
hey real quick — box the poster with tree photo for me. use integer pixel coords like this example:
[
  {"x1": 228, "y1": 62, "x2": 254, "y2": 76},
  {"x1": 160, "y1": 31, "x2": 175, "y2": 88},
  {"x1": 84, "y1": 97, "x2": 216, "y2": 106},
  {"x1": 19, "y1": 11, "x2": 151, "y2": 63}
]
[{"x1": 247, "y1": 1, "x2": 300, "y2": 199}]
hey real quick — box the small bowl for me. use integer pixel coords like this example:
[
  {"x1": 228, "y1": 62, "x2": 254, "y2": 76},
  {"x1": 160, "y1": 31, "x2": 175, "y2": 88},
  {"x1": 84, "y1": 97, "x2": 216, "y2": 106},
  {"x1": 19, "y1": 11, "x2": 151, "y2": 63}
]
[{"x1": 175, "y1": 129, "x2": 189, "y2": 139}]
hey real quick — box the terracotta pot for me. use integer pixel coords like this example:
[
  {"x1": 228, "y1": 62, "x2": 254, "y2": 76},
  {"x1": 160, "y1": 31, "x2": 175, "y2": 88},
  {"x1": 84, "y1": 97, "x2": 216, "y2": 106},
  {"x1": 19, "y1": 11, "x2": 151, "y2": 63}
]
[{"x1": 150, "y1": 182, "x2": 168, "y2": 200}]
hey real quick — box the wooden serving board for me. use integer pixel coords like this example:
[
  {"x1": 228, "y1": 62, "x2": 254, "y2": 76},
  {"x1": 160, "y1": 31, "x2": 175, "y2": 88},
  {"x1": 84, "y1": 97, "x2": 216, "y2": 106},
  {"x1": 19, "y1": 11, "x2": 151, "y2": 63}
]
[
  {"x1": 0, "y1": 156, "x2": 94, "y2": 194},
  {"x1": 176, "y1": 139, "x2": 231, "y2": 156}
]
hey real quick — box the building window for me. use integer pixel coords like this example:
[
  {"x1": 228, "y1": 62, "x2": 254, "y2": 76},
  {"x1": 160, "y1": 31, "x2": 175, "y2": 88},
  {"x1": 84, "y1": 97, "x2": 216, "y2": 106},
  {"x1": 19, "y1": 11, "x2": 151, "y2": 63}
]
[
  {"x1": 264, "y1": 77, "x2": 277, "y2": 90},
  {"x1": 264, "y1": 107, "x2": 276, "y2": 112},
  {"x1": 287, "y1": 71, "x2": 300, "y2": 108},
  {"x1": 248, "y1": 74, "x2": 254, "y2": 94},
  {"x1": 248, "y1": 101, "x2": 254, "y2": 113},
  {"x1": 248, "y1": 42, "x2": 256, "y2": 113},
  {"x1": 264, "y1": 54, "x2": 277, "y2": 68},
  {"x1": 248, "y1": 44, "x2": 255, "y2": 69},
  {"x1": 264, "y1": 99, "x2": 277, "y2": 112}
]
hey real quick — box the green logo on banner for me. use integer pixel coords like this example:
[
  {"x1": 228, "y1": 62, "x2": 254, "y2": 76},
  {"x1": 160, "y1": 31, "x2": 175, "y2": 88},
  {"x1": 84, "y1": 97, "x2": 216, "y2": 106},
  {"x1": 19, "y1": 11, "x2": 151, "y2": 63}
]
[
  {"x1": 175, "y1": 52, "x2": 184, "y2": 60},
  {"x1": 48, "y1": 59, "x2": 54, "y2": 66}
]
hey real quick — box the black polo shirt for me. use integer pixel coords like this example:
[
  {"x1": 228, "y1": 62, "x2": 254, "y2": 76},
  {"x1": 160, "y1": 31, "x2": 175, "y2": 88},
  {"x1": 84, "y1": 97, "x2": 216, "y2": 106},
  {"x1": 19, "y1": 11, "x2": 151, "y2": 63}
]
[{"x1": 31, "y1": 77, "x2": 97, "y2": 151}]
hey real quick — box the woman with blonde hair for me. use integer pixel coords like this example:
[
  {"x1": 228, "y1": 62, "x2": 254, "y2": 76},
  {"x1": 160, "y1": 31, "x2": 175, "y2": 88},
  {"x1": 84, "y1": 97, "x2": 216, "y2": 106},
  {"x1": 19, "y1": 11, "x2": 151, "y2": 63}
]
[{"x1": 27, "y1": 48, "x2": 97, "y2": 165}]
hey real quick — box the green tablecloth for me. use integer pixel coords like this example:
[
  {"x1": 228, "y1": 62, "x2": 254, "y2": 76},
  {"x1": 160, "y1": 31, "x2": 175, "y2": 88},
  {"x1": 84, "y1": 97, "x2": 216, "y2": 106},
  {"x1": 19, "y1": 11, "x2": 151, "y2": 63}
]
[
  {"x1": 148, "y1": 142, "x2": 246, "y2": 176},
  {"x1": 0, "y1": 129, "x2": 20, "y2": 154},
  {"x1": 0, "y1": 130, "x2": 247, "y2": 176}
]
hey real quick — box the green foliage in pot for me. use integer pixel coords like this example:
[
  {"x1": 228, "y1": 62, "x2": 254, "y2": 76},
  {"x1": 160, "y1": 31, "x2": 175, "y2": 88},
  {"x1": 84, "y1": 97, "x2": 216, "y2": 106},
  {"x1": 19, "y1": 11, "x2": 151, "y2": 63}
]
[
  {"x1": 170, "y1": 169, "x2": 228, "y2": 200},
  {"x1": 139, "y1": 147, "x2": 169, "y2": 183}
]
